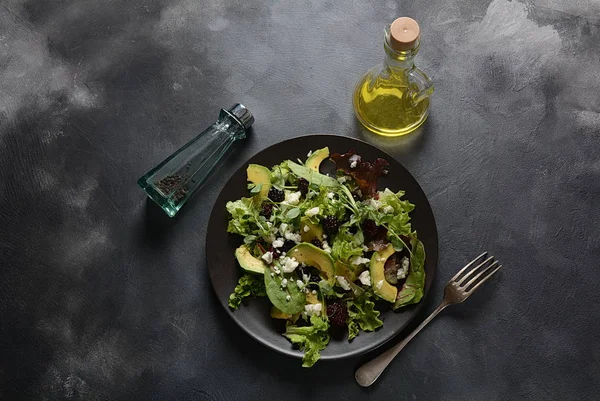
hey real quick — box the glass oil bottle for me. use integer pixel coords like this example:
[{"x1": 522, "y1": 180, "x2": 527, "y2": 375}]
[{"x1": 353, "y1": 17, "x2": 434, "y2": 136}]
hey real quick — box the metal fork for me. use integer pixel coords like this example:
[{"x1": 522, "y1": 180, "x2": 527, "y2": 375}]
[{"x1": 355, "y1": 252, "x2": 502, "y2": 387}]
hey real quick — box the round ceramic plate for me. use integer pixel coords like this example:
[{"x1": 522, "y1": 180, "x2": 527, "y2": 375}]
[{"x1": 206, "y1": 134, "x2": 438, "y2": 361}]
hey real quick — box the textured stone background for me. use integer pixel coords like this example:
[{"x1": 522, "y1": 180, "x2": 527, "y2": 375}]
[{"x1": 1, "y1": 0, "x2": 599, "y2": 399}]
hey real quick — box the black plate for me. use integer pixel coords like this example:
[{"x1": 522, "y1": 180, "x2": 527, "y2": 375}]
[{"x1": 206, "y1": 134, "x2": 438, "y2": 361}]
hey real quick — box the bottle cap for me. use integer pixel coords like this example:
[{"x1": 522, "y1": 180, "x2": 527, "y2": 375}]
[
  {"x1": 227, "y1": 103, "x2": 254, "y2": 130},
  {"x1": 389, "y1": 17, "x2": 420, "y2": 51}
]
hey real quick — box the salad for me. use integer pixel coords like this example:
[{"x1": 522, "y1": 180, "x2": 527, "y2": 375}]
[{"x1": 226, "y1": 147, "x2": 425, "y2": 367}]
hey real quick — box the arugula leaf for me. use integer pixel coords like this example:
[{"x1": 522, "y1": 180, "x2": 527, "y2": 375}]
[
  {"x1": 346, "y1": 292, "x2": 383, "y2": 340},
  {"x1": 394, "y1": 237, "x2": 426, "y2": 309},
  {"x1": 287, "y1": 161, "x2": 340, "y2": 187},
  {"x1": 264, "y1": 270, "x2": 306, "y2": 314},
  {"x1": 284, "y1": 314, "x2": 330, "y2": 367},
  {"x1": 228, "y1": 273, "x2": 267, "y2": 309}
]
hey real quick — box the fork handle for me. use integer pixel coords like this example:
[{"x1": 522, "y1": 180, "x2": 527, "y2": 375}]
[{"x1": 355, "y1": 301, "x2": 450, "y2": 387}]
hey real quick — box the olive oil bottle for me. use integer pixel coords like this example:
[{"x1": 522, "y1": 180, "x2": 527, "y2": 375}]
[{"x1": 353, "y1": 17, "x2": 433, "y2": 136}]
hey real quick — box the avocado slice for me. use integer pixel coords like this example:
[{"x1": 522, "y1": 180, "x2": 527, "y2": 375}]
[
  {"x1": 299, "y1": 217, "x2": 324, "y2": 242},
  {"x1": 334, "y1": 260, "x2": 358, "y2": 282},
  {"x1": 305, "y1": 147, "x2": 329, "y2": 172},
  {"x1": 246, "y1": 164, "x2": 271, "y2": 198},
  {"x1": 370, "y1": 244, "x2": 398, "y2": 302},
  {"x1": 289, "y1": 243, "x2": 335, "y2": 280},
  {"x1": 235, "y1": 245, "x2": 267, "y2": 274}
]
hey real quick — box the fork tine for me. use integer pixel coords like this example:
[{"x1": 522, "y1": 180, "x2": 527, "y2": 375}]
[
  {"x1": 466, "y1": 265, "x2": 502, "y2": 295},
  {"x1": 450, "y1": 252, "x2": 487, "y2": 282},
  {"x1": 456, "y1": 256, "x2": 495, "y2": 285},
  {"x1": 462, "y1": 260, "x2": 499, "y2": 289}
]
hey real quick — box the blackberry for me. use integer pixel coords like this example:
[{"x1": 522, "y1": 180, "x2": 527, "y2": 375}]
[
  {"x1": 297, "y1": 178, "x2": 309, "y2": 195},
  {"x1": 268, "y1": 187, "x2": 285, "y2": 202},
  {"x1": 309, "y1": 273, "x2": 321, "y2": 283},
  {"x1": 327, "y1": 302, "x2": 348, "y2": 327},
  {"x1": 362, "y1": 219, "x2": 379, "y2": 238},
  {"x1": 322, "y1": 216, "x2": 340, "y2": 235},
  {"x1": 310, "y1": 238, "x2": 323, "y2": 249},
  {"x1": 296, "y1": 266, "x2": 320, "y2": 283},
  {"x1": 260, "y1": 202, "x2": 273, "y2": 218},
  {"x1": 280, "y1": 239, "x2": 296, "y2": 253}
]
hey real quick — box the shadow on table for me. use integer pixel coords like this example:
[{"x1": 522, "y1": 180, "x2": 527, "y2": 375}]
[{"x1": 353, "y1": 115, "x2": 433, "y2": 161}]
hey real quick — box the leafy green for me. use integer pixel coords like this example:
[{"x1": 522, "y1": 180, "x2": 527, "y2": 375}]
[
  {"x1": 264, "y1": 270, "x2": 306, "y2": 314},
  {"x1": 271, "y1": 162, "x2": 293, "y2": 187},
  {"x1": 346, "y1": 292, "x2": 383, "y2": 340},
  {"x1": 226, "y1": 197, "x2": 264, "y2": 236},
  {"x1": 394, "y1": 237, "x2": 426, "y2": 309},
  {"x1": 331, "y1": 227, "x2": 364, "y2": 262},
  {"x1": 287, "y1": 161, "x2": 340, "y2": 187},
  {"x1": 228, "y1": 273, "x2": 267, "y2": 309},
  {"x1": 284, "y1": 314, "x2": 330, "y2": 367},
  {"x1": 318, "y1": 279, "x2": 344, "y2": 299}
]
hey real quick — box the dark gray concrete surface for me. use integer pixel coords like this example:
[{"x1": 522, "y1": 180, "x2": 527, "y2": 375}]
[{"x1": 1, "y1": 0, "x2": 599, "y2": 400}]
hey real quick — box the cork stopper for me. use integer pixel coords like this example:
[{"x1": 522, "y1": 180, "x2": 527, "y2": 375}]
[{"x1": 389, "y1": 17, "x2": 420, "y2": 51}]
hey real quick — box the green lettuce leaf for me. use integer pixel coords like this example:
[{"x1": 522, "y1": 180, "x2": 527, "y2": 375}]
[
  {"x1": 226, "y1": 197, "x2": 261, "y2": 236},
  {"x1": 394, "y1": 237, "x2": 426, "y2": 309},
  {"x1": 284, "y1": 314, "x2": 330, "y2": 367},
  {"x1": 331, "y1": 227, "x2": 364, "y2": 262},
  {"x1": 228, "y1": 273, "x2": 267, "y2": 309},
  {"x1": 346, "y1": 292, "x2": 383, "y2": 341}
]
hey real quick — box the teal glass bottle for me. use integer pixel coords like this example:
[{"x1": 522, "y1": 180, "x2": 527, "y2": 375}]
[{"x1": 138, "y1": 103, "x2": 254, "y2": 217}]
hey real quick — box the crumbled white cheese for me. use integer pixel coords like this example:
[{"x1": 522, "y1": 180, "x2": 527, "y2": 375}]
[
  {"x1": 383, "y1": 205, "x2": 394, "y2": 214},
  {"x1": 368, "y1": 198, "x2": 382, "y2": 209},
  {"x1": 267, "y1": 222, "x2": 273, "y2": 229},
  {"x1": 302, "y1": 273, "x2": 310, "y2": 282},
  {"x1": 274, "y1": 267, "x2": 281, "y2": 274},
  {"x1": 286, "y1": 295, "x2": 291, "y2": 301},
  {"x1": 281, "y1": 278, "x2": 288, "y2": 288},
  {"x1": 307, "y1": 150, "x2": 313, "y2": 157},
  {"x1": 284, "y1": 191, "x2": 301, "y2": 206},
  {"x1": 270, "y1": 272, "x2": 275, "y2": 277},
  {"x1": 327, "y1": 192, "x2": 335, "y2": 199},
  {"x1": 376, "y1": 280, "x2": 384, "y2": 290},
  {"x1": 337, "y1": 176, "x2": 347, "y2": 184},
  {"x1": 322, "y1": 234, "x2": 327, "y2": 239},
  {"x1": 303, "y1": 225, "x2": 310, "y2": 233},
  {"x1": 351, "y1": 256, "x2": 371, "y2": 266},
  {"x1": 281, "y1": 256, "x2": 299, "y2": 273},
  {"x1": 350, "y1": 161, "x2": 357, "y2": 168},
  {"x1": 358, "y1": 270, "x2": 371, "y2": 286},
  {"x1": 279, "y1": 223, "x2": 288, "y2": 235},
  {"x1": 305, "y1": 207, "x2": 320, "y2": 217},
  {"x1": 304, "y1": 303, "x2": 322, "y2": 316},
  {"x1": 322, "y1": 240, "x2": 332, "y2": 254},
  {"x1": 272, "y1": 238, "x2": 285, "y2": 248},
  {"x1": 296, "y1": 280, "x2": 304, "y2": 289},
  {"x1": 397, "y1": 257, "x2": 410, "y2": 280},
  {"x1": 377, "y1": 257, "x2": 386, "y2": 262},
  {"x1": 312, "y1": 290, "x2": 317, "y2": 294},
  {"x1": 363, "y1": 245, "x2": 369, "y2": 252},
  {"x1": 349, "y1": 154, "x2": 361, "y2": 163},
  {"x1": 284, "y1": 231, "x2": 302, "y2": 243},
  {"x1": 336, "y1": 276, "x2": 351, "y2": 291},
  {"x1": 261, "y1": 251, "x2": 273, "y2": 264}
]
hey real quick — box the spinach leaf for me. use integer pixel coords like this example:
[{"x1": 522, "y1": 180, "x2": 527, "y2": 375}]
[
  {"x1": 394, "y1": 237, "x2": 426, "y2": 310},
  {"x1": 264, "y1": 270, "x2": 306, "y2": 314},
  {"x1": 287, "y1": 161, "x2": 340, "y2": 188}
]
